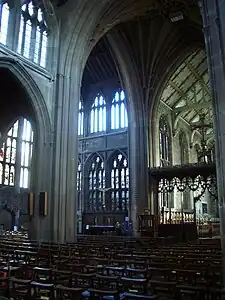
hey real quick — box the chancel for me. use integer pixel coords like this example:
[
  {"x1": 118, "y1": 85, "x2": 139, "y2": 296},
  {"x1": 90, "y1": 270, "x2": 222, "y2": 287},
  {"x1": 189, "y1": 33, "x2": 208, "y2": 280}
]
[{"x1": 0, "y1": 0, "x2": 225, "y2": 298}]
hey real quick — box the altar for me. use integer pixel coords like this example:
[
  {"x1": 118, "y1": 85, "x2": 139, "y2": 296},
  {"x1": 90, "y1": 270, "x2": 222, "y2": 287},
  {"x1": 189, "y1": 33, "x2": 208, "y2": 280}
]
[{"x1": 85, "y1": 225, "x2": 115, "y2": 235}]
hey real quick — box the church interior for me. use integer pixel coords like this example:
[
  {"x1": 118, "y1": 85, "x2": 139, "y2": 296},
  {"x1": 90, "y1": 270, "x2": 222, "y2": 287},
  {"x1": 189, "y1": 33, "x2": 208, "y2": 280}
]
[{"x1": 0, "y1": 0, "x2": 224, "y2": 299}]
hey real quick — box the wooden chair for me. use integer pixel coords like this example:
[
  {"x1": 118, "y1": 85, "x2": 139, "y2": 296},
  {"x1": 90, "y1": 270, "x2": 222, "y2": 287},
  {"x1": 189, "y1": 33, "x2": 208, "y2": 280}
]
[
  {"x1": 120, "y1": 277, "x2": 148, "y2": 295},
  {"x1": 30, "y1": 281, "x2": 54, "y2": 299},
  {"x1": 72, "y1": 272, "x2": 95, "y2": 289},
  {"x1": 56, "y1": 285, "x2": 84, "y2": 299},
  {"x1": 0, "y1": 274, "x2": 9, "y2": 298},
  {"x1": 149, "y1": 280, "x2": 177, "y2": 300},
  {"x1": 33, "y1": 267, "x2": 53, "y2": 283},
  {"x1": 53, "y1": 269, "x2": 73, "y2": 287},
  {"x1": 10, "y1": 278, "x2": 31, "y2": 300},
  {"x1": 88, "y1": 288, "x2": 120, "y2": 300},
  {"x1": 122, "y1": 293, "x2": 158, "y2": 300}
]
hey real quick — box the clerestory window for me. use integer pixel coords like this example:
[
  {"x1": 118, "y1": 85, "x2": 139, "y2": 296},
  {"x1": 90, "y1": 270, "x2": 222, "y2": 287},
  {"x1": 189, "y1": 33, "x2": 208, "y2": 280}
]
[
  {"x1": 18, "y1": 1, "x2": 48, "y2": 67},
  {"x1": 0, "y1": 1, "x2": 9, "y2": 45}
]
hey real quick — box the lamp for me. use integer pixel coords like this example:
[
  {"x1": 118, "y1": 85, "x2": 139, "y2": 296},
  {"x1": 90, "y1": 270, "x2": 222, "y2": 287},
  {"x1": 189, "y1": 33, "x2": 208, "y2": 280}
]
[{"x1": 169, "y1": 11, "x2": 184, "y2": 22}]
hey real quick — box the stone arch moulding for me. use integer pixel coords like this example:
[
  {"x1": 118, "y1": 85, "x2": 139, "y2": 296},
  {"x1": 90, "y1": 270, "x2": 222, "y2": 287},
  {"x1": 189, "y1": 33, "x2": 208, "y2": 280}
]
[
  {"x1": 0, "y1": 56, "x2": 52, "y2": 142},
  {"x1": 84, "y1": 152, "x2": 104, "y2": 170},
  {"x1": 191, "y1": 129, "x2": 201, "y2": 145},
  {"x1": 106, "y1": 149, "x2": 128, "y2": 166}
]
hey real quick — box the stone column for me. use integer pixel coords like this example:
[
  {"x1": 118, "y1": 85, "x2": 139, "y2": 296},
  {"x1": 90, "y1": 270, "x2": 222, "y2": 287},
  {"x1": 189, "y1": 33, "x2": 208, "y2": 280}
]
[
  {"x1": 129, "y1": 102, "x2": 149, "y2": 234},
  {"x1": 107, "y1": 32, "x2": 149, "y2": 234},
  {"x1": 52, "y1": 73, "x2": 79, "y2": 243},
  {"x1": 200, "y1": 0, "x2": 225, "y2": 287}
]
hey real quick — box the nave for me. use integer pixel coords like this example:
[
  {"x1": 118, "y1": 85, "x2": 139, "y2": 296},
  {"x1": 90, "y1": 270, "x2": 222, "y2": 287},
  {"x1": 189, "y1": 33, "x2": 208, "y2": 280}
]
[{"x1": 0, "y1": 234, "x2": 222, "y2": 299}]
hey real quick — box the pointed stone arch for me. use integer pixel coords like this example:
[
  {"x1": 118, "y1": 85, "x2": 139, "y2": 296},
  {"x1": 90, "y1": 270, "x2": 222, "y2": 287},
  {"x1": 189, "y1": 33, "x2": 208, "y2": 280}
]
[
  {"x1": 106, "y1": 149, "x2": 128, "y2": 165},
  {"x1": 0, "y1": 57, "x2": 53, "y2": 219},
  {"x1": 0, "y1": 57, "x2": 51, "y2": 140}
]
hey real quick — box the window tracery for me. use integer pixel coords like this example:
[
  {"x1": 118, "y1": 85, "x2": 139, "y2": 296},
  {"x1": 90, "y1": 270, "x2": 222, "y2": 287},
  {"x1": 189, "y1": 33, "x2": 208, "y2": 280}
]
[
  {"x1": 78, "y1": 101, "x2": 84, "y2": 136},
  {"x1": 111, "y1": 90, "x2": 128, "y2": 130},
  {"x1": 159, "y1": 116, "x2": 171, "y2": 166},
  {"x1": 0, "y1": 0, "x2": 49, "y2": 68},
  {"x1": 79, "y1": 89, "x2": 129, "y2": 218},
  {"x1": 90, "y1": 94, "x2": 106, "y2": 134},
  {"x1": 110, "y1": 153, "x2": 129, "y2": 212},
  {"x1": 0, "y1": 118, "x2": 33, "y2": 188},
  {"x1": 87, "y1": 155, "x2": 105, "y2": 211},
  {"x1": 18, "y1": 1, "x2": 48, "y2": 67},
  {"x1": 77, "y1": 160, "x2": 82, "y2": 211},
  {"x1": 0, "y1": 1, "x2": 9, "y2": 45}
]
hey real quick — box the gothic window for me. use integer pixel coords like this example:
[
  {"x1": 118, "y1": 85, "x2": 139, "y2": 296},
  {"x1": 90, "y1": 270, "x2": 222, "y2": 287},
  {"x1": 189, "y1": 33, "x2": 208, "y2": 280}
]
[
  {"x1": 78, "y1": 101, "x2": 84, "y2": 136},
  {"x1": 179, "y1": 131, "x2": 188, "y2": 164},
  {"x1": 0, "y1": 1, "x2": 9, "y2": 45},
  {"x1": 159, "y1": 116, "x2": 171, "y2": 166},
  {"x1": 87, "y1": 155, "x2": 105, "y2": 211},
  {"x1": 77, "y1": 160, "x2": 82, "y2": 211},
  {"x1": 110, "y1": 153, "x2": 129, "y2": 212},
  {"x1": 0, "y1": 118, "x2": 33, "y2": 188},
  {"x1": 90, "y1": 94, "x2": 106, "y2": 133},
  {"x1": 18, "y1": 1, "x2": 48, "y2": 68},
  {"x1": 111, "y1": 90, "x2": 128, "y2": 130},
  {"x1": 194, "y1": 144, "x2": 201, "y2": 164}
]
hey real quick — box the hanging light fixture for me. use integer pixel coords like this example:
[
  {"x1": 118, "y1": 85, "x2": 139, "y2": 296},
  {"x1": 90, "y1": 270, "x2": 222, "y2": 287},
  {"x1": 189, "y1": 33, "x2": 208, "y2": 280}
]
[{"x1": 169, "y1": 11, "x2": 184, "y2": 22}]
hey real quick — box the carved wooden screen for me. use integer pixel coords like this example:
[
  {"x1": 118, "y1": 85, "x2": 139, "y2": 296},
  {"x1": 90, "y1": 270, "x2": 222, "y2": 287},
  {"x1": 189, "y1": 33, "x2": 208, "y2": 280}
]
[
  {"x1": 110, "y1": 153, "x2": 129, "y2": 212},
  {"x1": 159, "y1": 116, "x2": 171, "y2": 167},
  {"x1": 0, "y1": 118, "x2": 33, "y2": 188},
  {"x1": 87, "y1": 155, "x2": 105, "y2": 211},
  {"x1": 111, "y1": 90, "x2": 128, "y2": 130},
  {"x1": 90, "y1": 94, "x2": 106, "y2": 134}
]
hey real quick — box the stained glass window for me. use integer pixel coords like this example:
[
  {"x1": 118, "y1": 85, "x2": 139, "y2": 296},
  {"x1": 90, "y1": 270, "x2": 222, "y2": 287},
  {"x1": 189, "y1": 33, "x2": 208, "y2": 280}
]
[
  {"x1": 90, "y1": 94, "x2": 106, "y2": 133},
  {"x1": 110, "y1": 153, "x2": 129, "y2": 212},
  {"x1": 111, "y1": 90, "x2": 128, "y2": 130},
  {"x1": 0, "y1": 2, "x2": 9, "y2": 45},
  {"x1": 18, "y1": 1, "x2": 48, "y2": 67},
  {"x1": 78, "y1": 101, "x2": 84, "y2": 136},
  {"x1": 159, "y1": 116, "x2": 171, "y2": 166},
  {"x1": 0, "y1": 118, "x2": 33, "y2": 188},
  {"x1": 87, "y1": 155, "x2": 105, "y2": 211},
  {"x1": 77, "y1": 160, "x2": 82, "y2": 211}
]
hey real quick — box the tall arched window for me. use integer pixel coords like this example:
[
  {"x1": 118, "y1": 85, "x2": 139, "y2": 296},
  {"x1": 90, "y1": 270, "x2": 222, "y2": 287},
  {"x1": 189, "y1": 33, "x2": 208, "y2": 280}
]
[
  {"x1": 0, "y1": 1, "x2": 9, "y2": 45},
  {"x1": 90, "y1": 94, "x2": 106, "y2": 133},
  {"x1": 111, "y1": 90, "x2": 128, "y2": 130},
  {"x1": 87, "y1": 155, "x2": 105, "y2": 211},
  {"x1": 179, "y1": 131, "x2": 188, "y2": 164},
  {"x1": 78, "y1": 101, "x2": 84, "y2": 136},
  {"x1": 18, "y1": 1, "x2": 48, "y2": 68},
  {"x1": 110, "y1": 153, "x2": 129, "y2": 212},
  {"x1": 159, "y1": 116, "x2": 171, "y2": 166},
  {"x1": 0, "y1": 118, "x2": 33, "y2": 188},
  {"x1": 77, "y1": 160, "x2": 82, "y2": 211}
]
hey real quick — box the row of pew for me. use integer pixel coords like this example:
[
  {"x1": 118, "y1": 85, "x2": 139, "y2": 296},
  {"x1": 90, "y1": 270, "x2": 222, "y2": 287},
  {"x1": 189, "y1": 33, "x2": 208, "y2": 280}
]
[{"x1": 0, "y1": 235, "x2": 223, "y2": 299}]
